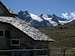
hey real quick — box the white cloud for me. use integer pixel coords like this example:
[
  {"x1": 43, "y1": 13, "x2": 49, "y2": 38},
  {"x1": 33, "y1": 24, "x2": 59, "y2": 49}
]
[
  {"x1": 70, "y1": 12, "x2": 75, "y2": 18},
  {"x1": 61, "y1": 12, "x2": 69, "y2": 18}
]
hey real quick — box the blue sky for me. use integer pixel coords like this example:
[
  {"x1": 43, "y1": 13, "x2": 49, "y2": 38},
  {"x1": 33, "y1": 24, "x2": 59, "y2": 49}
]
[{"x1": 1, "y1": 0, "x2": 75, "y2": 16}]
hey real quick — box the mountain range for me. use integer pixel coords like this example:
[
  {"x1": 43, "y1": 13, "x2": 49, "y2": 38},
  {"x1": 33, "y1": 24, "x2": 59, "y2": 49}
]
[{"x1": 17, "y1": 10, "x2": 75, "y2": 28}]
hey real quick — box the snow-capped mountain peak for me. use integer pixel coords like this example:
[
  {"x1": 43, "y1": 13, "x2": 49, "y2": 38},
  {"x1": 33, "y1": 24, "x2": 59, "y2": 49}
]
[
  {"x1": 42, "y1": 14, "x2": 58, "y2": 26},
  {"x1": 29, "y1": 13, "x2": 43, "y2": 22},
  {"x1": 42, "y1": 14, "x2": 52, "y2": 20}
]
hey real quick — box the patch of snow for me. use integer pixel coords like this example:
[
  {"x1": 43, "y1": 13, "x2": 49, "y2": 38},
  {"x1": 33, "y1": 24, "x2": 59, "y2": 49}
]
[
  {"x1": 42, "y1": 15, "x2": 58, "y2": 26},
  {"x1": 29, "y1": 13, "x2": 43, "y2": 22},
  {"x1": 43, "y1": 17, "x2": 52, "y2": 20},
  {"x1": 59, "y1": 19, "x2": 74, "y2": 25},
  {"x1": 49, "y1": 20, "x2": 58, "y2": 26}
]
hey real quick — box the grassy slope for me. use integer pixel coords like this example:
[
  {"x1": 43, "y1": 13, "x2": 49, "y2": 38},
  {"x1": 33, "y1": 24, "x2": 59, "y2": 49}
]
[{"x1": 39, "y1": 21, "x2": 75, "y2": 48}]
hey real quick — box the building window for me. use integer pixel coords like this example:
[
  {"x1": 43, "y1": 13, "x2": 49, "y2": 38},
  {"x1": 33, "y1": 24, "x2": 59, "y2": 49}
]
[
  {"x1": 0, "y1": 9, "x2": 6, "y2": 16},
  {"x1": 35, "y1": 49, "x2": 48, "y2": 55},
  {"x1": 0, "y1": 31, "x2": 3, "y2": 36},
  {"x1": 10, "y1": 39, "x2": 20, "y2": 47},
  {"x1": 5, "y1": 30, "x2": 10, "y2": 38},
  {"x1": 12, "y1": 40, "x2": 19, "y2": 44}
]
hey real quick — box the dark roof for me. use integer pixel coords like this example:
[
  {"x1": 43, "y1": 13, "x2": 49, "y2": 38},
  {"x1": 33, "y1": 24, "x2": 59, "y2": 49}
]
[{"x1": 0, "y1": 1, "x2": 16, "y2": 17}]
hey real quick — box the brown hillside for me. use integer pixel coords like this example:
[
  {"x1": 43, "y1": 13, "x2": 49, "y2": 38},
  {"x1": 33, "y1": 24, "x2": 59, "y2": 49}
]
[{"x1": 39, "y1": 21, "x2": 75, "y2": 48}]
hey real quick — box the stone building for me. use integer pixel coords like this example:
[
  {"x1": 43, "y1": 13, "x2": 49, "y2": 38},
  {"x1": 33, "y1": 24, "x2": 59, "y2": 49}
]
[{"x1": 0, "y1": 1, "x2": 54, "y2": 56}]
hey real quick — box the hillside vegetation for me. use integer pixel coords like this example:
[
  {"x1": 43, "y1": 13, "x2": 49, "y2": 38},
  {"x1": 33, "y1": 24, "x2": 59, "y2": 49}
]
[{"x1": 39, "y1": 21, "x2": 75, "y2": 48}]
